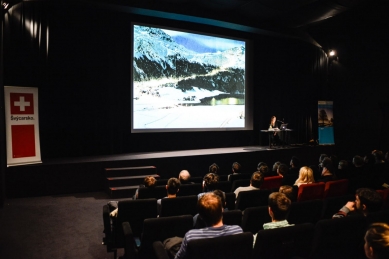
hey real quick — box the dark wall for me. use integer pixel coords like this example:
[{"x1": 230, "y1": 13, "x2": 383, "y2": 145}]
[{"x1": 3, "y1": 2, "x2": 327, "y2": 160}]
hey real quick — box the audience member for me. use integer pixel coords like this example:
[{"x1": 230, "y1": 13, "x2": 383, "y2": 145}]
[
  {"x1": 277, "y1": 163, "x2": 296, "y2": 186},
  {"x1": 272, "y1": 161, "x2": 281, "y2": 173},
  {"x1": 228, "y1": 162, "x2": 242, "y2": 181},
  {"x1": 333, "y1": 188, "x2": 383, "y2": 218},
  {"x1": 257, "y1": 162, "x2": 267, "y2": 171},
  {"x1": 317, "y1": 157, "x2": 336, "y2": 182},
  {"x1": 157, "y1": 177, "x2": 181, "y2": 215},
  {"x1": 193, "y1": 189, "x2": 227, "y2": 227},
  {"x1": 234, "y1": 171, "x2": 264, "y2": 199},
  {"x1": 110, "y1": 176, "x2": 157, "y2": 217},
  {"x1": 289, "y1": 156, "x2": 300, "y2": 177},
  {"x1": 336, "y1": 159, "x2": 350, "y2": 179},
  {"x1": 209, "y1": 163, "x2": 220, "y2": 175},
  {"x1": 175, "y1": 193, "x2": 243, "y2": 259},
  {"x1": 294, "y1": 166, "x2": 315, "y2": 187},
  {"x1": 252, "y1": 192, "x2": 294, "y2": 246},
  {"x1": 198, "y1": 173, "x2": 219, "y2": 199},
  {"x1": 279, "y1": 185, "x2": 297, "y2": 202},
  {"x1": 178, "y1": 170, "x2": 193, "y2": 184},
  {"x1": 258, "y1": 164, "x2": 272, "y2": 177},
  {"x1": 364, "y1": 223, "x2": 389, "y2": 259}
]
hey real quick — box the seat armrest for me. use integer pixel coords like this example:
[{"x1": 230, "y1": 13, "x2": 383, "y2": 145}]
[
  {"x1": 153, "y1": 241, "x2": 170, "y2": 259},
  {"x1": 122, "y1": 222, "x2": 139, "y2": 258}
]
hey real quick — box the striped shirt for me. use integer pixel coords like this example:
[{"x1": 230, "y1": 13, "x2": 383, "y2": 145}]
[{"x1": 174, "y1": 225, "x2": 243, "y2": 259}]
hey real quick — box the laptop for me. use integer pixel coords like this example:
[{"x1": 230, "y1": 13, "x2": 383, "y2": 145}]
[{"x1": 280, "y1": 124, "x2": 288, "y2": 130}]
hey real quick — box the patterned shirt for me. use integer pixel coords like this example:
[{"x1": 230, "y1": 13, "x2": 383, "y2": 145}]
[
  {"x1": 174, "y1": 225, "x2": 243, "y2": 259},
  {"x1": 253, "y1": 220, "x2": 294, "y2": 247}
]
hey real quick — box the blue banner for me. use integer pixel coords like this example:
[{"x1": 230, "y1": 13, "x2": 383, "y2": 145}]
[{"x1": 318, "y1": 101, "x2": 334, "y2": 145}]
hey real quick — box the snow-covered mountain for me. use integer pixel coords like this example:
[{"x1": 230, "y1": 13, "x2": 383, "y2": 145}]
[{"x1": 133, "y1": 25, "x2": 245, "y2": 82}]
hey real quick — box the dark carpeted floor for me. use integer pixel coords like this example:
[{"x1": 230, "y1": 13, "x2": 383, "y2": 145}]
[{"x1": 0, "y1": 192, "x2": 125, "y2": 259}]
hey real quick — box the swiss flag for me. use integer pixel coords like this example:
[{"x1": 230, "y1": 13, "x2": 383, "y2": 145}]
[
  {"x1": 10, "y1": 93, "x2": 34, "y2": 114},
  {"x1": 11, "y1": 125, "x2": 36, "y2": 158}
]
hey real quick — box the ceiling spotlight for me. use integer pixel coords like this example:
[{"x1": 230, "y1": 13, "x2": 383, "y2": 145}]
[
  {"x1": 329, "y1": 50, "x2": 336, "y2": 57},
  {"x1": 2, "y1": 2, "x2": 9, "y2": 9}
]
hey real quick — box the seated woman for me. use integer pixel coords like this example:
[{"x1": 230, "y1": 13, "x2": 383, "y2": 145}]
[
  {"x1": 294, "y1": 166, "x2": 315, "y2": 187},
  {"x1": 364, "y1": 223, "x2": 389, "y2": 259}
]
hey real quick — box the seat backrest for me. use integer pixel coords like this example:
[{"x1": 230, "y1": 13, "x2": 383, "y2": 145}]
[
  {"x1": 235, "y1": 189, "x2": 271, "y2": 210},
  {"x1": 115, "y1": 199, "x2": 158, "y2": 247},
  {"x1": 297, "y1": 182, "x2": 325, "y2": 202},
  {"x1": 366, "y1": 209, "x2": 389, "y2": 225},
  {"x1": 231, "y1": 179, "x2": 250, "y2": 192},
  {"x1": 177, "y1": 183, "x2": 202, "y2": 196},
  {"x1": 253, "y1": 223, "x2": 315, "y2": 259},
  {"x1": 225, "y1": 192, "x2": 236, "y2": 210},
  {"x1": 228, "y1": 173, "x2": 251, "y2": 182},
  {"x1": 139, "y1": 215, "x2": 193, "y2": 258},
  {"x1": 160, "y1": 195, "x2": 198, "y2": 217},
  {"x1": 311, "y1": 216, "x2": 367, "y2": 259},
  {"x1": 222, "y1": 210, "x2": 242, "y2": 226},
  {"x1": 261, "y1": 176, "x2": 283, "y2": 191},
  {"x1": 138, "y1": 186, "x2": 167, "y2": 199},
  {"x1": 321, "y1": 194, "x2": 354, "y2": 219},
  {"x1": 323, "y1": 179, "x2": 349, "y2": 198},
  {"x1": 241, "y1": 206, "x2": 271, "y2": 234},
  {"x1": 216, "y1": 181, "x2": 232, "y2": 193},
  {"x1": 376, "y1": 188, "x2": 389, "y2": 209},
  {"x1": 287, "y1": 199, "x2": 323, "y2": 224},
  {"x1": 186, "y1": 232, "x2": 253, "y2": 259}
]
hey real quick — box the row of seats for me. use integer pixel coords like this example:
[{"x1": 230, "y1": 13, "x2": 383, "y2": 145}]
[{"x1": 124, "y1": 209, "x2": 389, "y2": 259}]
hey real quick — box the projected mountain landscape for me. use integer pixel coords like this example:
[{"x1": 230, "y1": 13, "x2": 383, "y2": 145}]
[{"x1": 133, "y1": 25, "x2": 246, "y2": 130}]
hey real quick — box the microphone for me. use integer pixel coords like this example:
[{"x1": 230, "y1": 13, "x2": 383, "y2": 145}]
[{"x1": 277, "y1": 120, "x2": 284, "y2": 123}]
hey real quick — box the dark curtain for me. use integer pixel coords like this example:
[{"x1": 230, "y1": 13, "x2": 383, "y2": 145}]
[{"x1": 2, "y1": 1, "x2": 329, "y2": 159}]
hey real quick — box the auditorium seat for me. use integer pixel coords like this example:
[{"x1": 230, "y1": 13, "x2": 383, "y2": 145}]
[
  {"x1": 323, "y1": 179, "x2": 349, "y2": 198},
  {"x1": 177, "y1": 183, "x2": 202, "y2": 196},
  {"x1": 376, "y1": 188, "x2": 389, "y2": 209},
  {"x1": 261, "y1": 175, "x2": 283, "y2": 191},
  {"x1": 321, "y1": 194, "x2": 354, "y2": 219},
  {"x1": 124, "y1": 214, "x2": 193, "y2": 259},
  {"x1": 241, "y1": 206, "x2": 271, "y2": 234},
  {"x1": 297, "y1": 182, "x2": 325, "y2": 202},
  {"x1": 225, "y1": 192, "x2": 236, "y2": 211},
  {"x1": 228, "y1": 173, "x2": 251, "y2": 182},
  {"x1": 160, "y1": 195, "x2": 198, "y2": 217},
  {"x1": 230, "y1": 179, "x2": 250, "y2": 192},
  {"x1": 138, "y1": 186, "x2": 167, "y2": 199},
  {"x1": 103, "y1": 198, "x2": 158, "y2": 258},
  {"x1": 366, "y1": 209, "x2": 389, "y2": 225},
  {"x1": 194, "y1": 210, "x2": 242, "y2": 229},
  {"x1": 310, "y1": 216, "x2": 367, "y2": 259},
  {"x1": 217, "y1": 181, "x2": 232, "y2": 193},
  {"x1": 253, "y1": 223, "x2": 315, "y2": 259},
  {"x1": 235, "y1": 189, "x2": 270, "y2": 210},
  {"x1": 287, "y1": 199, "x2": 323, "y2": 225}
]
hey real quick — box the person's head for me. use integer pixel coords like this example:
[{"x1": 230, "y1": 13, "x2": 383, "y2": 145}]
[
  {"x1": 197, "y1": 193, "x2": 223, "y2": 227},
  {"x1": 372, "y1": 150, "x2": 385, "y2": 163},
  {"x1": 321, "y1": 157, "x2": 334, "y2": 174},
  {"x1": 295, "y1": 166, "x2": 315, "y2": 184},
  {"x1": 364, "y1": 223, "x2": 389, "y2": 259},
  {"x1": 166, "y1": 177, "x2": 181, "y2": 195},
  {"x1": 257, "y1": 162, "x2": 267, "y2": 171},
  {"x1": 258, "y1": 165, "x2": 269, "y2": 175},
  {"x1": 272, "y1": 161, "x2": 281, "y2": 172},
  {"x1": 355, "y1": 188, "x2": 383, "y2": 214},
  {"x1": 213, "y1": 189, "x2": 226, "y2": 208},
  {"x1": 203, "y1": 173, "x2": 219, "y2": 192},
  {"x1": 277, "y1": 164, "x2": 289, "y2": 177},
  {"x1": 270, "y1": 116, "x2": 276, "y2": 124},
  {"x1": 319, "y1": 154, "x2": 328, "y2": 164},
  {"x1": 268, "y1": 192, "x2": 291, "y2": 221},
  {"x1": 232, "y1": 162, "x2": 241, "y2": 174},
  {"x1": 250, "y1": 171, "x2": 264, "y2": 188},
  {"x1": 290, "y1": 156, "x2": 300, "y2": 168},
  {"x1": 144, "y1": 176, "x2": 157, "y2": 188},
  {"x1": 209, "y1": 163, "x2": 219, "y2": 174},
  {"x1": 279, "y1": 185, "x2": 294, "y2": 201},
  {"x1": 353, "y1": 155, "x2": 364, "y2": 167},
  {"x1": 338, "y1": 160, "x2": 348, "y2": 170},
  {"x1": 178, "y1": 170, "x2": 191, "y2": 183}
]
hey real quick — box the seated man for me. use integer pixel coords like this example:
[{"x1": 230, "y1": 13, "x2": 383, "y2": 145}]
[
  {"x1": 175, "y1": 193, "x2": 243, "y2": 259},
  {"x1": 228, "y1": 162, "x2": 242, "y2": 181},
  {"x1": 157, "y1": 177, "x2": 181, "y2": 215},
  {"x1": 253, "y1": 192, "x2": 294, "y2": 246},
  {"x1": 333, "y1": 188, "x2": 383, "y2": 218},
  {"x1": 178, "y1": 170, "x2": 193, "y2": 184},
  {"x1": 234, "y1": 171, "x2": 264, "y2": 200},
  {"x1": 198, "y1": 173, "x2": 219, "y2": 199}
]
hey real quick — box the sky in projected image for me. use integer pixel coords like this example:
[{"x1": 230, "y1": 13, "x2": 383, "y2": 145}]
[{"x1": 133, "y1": 24, "x2": 246, "y2": 131}]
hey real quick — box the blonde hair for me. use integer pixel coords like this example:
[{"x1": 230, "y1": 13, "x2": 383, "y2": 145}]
[
  {"x1": 294, "y1": 166, "x2": 315, "y2": 186},
  {"x1": 365, "y1": 223, "x2": 389, "y2": 259}
]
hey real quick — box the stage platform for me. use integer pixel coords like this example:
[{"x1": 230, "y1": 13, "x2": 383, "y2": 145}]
[{"x1": 4, "y1": 144, "x2": 336, "y2": 198}]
